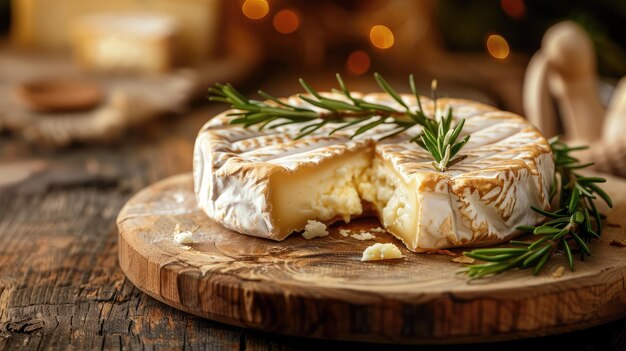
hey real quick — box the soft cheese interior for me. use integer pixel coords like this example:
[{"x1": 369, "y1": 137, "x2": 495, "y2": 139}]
[
  {"x1": 194, "y1": 93, "x2": 554, "y2": 251},
  {"x1": 269, "y1": 149, "x2": 371, "y2": 236},
  {"x1": 358, "y1": 158, "x2": 416, "y2": 249}
]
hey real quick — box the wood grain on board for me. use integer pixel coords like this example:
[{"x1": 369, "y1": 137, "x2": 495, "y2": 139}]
[{"x1": 117, "y1": 172, "x2": 626, "y2": 344}]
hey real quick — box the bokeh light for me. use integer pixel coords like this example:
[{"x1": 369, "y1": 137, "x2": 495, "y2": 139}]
[
  {"x1": 369, "y1": 25, "x2": 394, "y2": 49},
  {"x1": 500, "y1": 0, "x2": 526, "y2": 20},
  {"x1": 346, "y1": 50, "x2": 371, "y2": 75},
  {"x1": 273, "y1": 9, "x2": 300, "y2": 34},
  {"x1": 486, "y1": 34, "x2": 510, "y2": 59},
  {"x1": 242, "y1": 0, "x2": 269, "y2": 20}
]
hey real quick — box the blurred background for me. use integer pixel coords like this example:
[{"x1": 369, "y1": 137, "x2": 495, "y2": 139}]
[
  {"x1": 1, "y1": 3, "x2": 626, "y2": 348},
  {"x1": 1, "y1": 0, "x2": 626, "y2": 185}
]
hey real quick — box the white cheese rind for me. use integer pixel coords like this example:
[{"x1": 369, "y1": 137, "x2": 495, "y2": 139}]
[{"x1": 193, "y1": 93, "x2": 554, "y2": 251}]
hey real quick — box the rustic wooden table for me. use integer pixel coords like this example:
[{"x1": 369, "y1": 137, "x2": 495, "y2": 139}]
[{"x1": 1, "y1": 102, "x2": 625, "y2": 350}]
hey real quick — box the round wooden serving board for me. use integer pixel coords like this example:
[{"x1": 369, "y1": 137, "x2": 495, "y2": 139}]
[{"x1": 117, "y1": 173, "x2": 626, "y2": 344}]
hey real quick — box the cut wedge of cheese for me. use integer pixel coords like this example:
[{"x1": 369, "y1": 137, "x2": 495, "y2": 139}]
[{"x1": 193, "y1": 93, "x2": 554, "y2": 251}]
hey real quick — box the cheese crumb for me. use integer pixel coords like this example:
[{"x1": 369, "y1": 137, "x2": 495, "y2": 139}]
[
  {"x1": 370, "y1": 227, "x2": 386, "y2": 233},
  {"x1": 339, "y1": 229, "x2": 351, "y2": 237},
  {"x1": 302, "y1": 220, "x2": 329, "y2": 239},
  {"x1": 452, "y1": 256, "x2": 475, "y2": 264},
  {"x1": 361, "y1": 243, "x2": 403, "y2": 261},
  {"x1": 174, "y1": 231, "x2": 194, "y2": 244},
  {"x1": 351, "y1": 232, "x2": 376, "y2": 241},
  {"x1": 173, "y1": 192, "x2": 185, "y2": 203},
  {"x1": 173, "y1": 224, "x2": 194, "y2": 244},
  {"x1": 551, "y1": 266, "x2": 565, "y2": 278}
]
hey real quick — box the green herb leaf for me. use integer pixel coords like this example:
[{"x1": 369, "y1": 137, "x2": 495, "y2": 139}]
[{"x1": 461, "y1": 136, "x2": 612, "y2": 279}]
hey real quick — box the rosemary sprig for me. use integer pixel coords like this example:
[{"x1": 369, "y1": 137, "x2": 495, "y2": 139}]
[
  {"x1": 208, "y1": 74, "x2": 469, "y2": 172},
  {"x1": 461, "y1": 136, "x2": 613, "y2": 279},
  {"x1": 415, "y1": 96, "x2": 470, "y2": 171}
]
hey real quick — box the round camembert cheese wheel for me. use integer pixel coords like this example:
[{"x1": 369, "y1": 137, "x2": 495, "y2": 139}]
[{"x1": 193, "y1": 93, "x2": 554, "y2": 251}]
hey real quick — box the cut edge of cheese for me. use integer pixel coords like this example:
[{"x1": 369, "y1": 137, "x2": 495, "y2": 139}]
[
  {"x1": 270, "y1": 147, "x2": 371, "y2": 239},
  {"x1": 358, "y1": 156, "x2": 418, "y2": 250}
]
